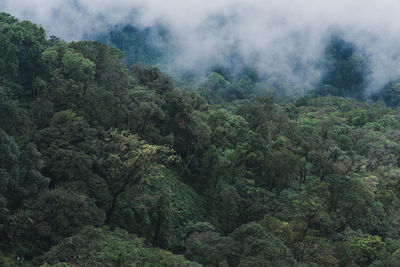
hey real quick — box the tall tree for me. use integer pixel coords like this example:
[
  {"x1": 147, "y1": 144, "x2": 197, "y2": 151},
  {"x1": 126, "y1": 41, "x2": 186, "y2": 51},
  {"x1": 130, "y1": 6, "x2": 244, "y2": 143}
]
[{"x1": 96, "y1": 129, "x2": 176, "y2": 226}]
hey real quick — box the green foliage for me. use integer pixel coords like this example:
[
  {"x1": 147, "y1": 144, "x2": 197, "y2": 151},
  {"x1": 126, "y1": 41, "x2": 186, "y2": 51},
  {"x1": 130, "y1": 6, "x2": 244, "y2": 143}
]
[
  {"x1": 3, "y1": 12, "x2": 400, "y2": 267},
  {"x1": 185, "y1": 222, "x2": 240, "y2": 266},
  {"x1": 45, "y1": 226, "x2": 200, "y2": 266},
  {"x1": 204, "y1": 72, "x2": 231, "y2": 92},
  {"x1": 0, "y1": 252, "x2": 17, "y2": 267},
  {"x1": 97, "y1": 129, "x2": 176, "y2": 226},
  {"x1": 69, "y1": 41, "x2": 130, "y2": 91},
  {"x1": 61, "y1": 49, "x2": 95, "y2": 82},
  {"x1": 33, "y1": 188, "x2": 105, "y2": 244},
  {"x1": 372, "y1": 80, "x2": 400, "y2": 107},
  {"x1": 131, "y1": 64, "x2": 174, "y2": 94},
  {"x1": 0, "y1": 129, "x2": 19, "y2": 216},
  {"x1": 34, "y1": 110, "x2": 97, "y2": 186},
  {"x1": 316, "y1": 35, "x2": 369, "y2": 99},
  {"x1": 93, "y1": 24, "x2": 167, "y2": 66},
  {"x1": 336, "y1": 229, "x2": 387, "y2": 266}
]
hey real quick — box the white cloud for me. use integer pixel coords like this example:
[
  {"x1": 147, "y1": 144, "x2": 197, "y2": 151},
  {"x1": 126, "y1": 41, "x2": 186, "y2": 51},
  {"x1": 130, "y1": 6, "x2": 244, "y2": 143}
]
[{"x1": 1, "y1": 0, "x2": 400, "y2": 91}]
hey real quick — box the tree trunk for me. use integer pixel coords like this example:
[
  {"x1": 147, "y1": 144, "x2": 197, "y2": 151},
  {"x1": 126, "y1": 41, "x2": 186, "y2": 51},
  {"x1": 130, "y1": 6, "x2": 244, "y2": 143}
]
[{"x1": 106, "y1": 194, "x2": 118, "y2": 226}]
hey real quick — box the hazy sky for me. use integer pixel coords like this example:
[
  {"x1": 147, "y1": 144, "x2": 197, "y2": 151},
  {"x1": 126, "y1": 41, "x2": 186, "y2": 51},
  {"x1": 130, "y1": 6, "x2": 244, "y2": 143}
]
[{"x1": 1, "y1": 0, "x2": 400, "y2": 91}]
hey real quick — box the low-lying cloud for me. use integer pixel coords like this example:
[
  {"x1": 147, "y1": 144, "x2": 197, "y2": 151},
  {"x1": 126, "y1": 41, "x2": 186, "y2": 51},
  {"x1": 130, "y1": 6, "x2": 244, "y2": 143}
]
[{"x1": 1, "y1": 0, "x2": 400, "y2": 92}]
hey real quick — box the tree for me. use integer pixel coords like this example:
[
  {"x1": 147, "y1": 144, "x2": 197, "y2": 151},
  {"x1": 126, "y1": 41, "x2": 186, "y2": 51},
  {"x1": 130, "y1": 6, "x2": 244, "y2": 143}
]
[
  {"x1": 231, "y1": 222, "x2": 297, "y2": 266},
  {"x1": 335, "y1": 228, "x2": 386, "y2": 266},
  {"x1": 203, "y1": 72, "x2": 231, "y2": 93},
  {"x1": 61, "y1": 49, "x2": 95, "y2": 83},
  {"x1": 126, "y1": 86, "x2": 165, "y2": 141},
  {"x1": 45, "y1": 226, "x2": 200, "y2": 267},
  {"x1": 0, "y1": 129, "x2": 20, "y2": 218},
  {"x1": 30, "y1": 188, "x2": 105, "y2": 246},
  {"x1": 125, "y1": 173, "x2": 203, "y2": 249},
  {"x1": 185, "y1": 222, "x2": 240, "y2": 266},
  {"x1": 14, "y1": 143, "x2": 49, "y2": 207},
  {"x1": 40, "y1": 43, "x2": 96, "y2": 111},
  {"x1": 0, "y1": 23, "x2": 18, "y2": 87},
  {"x1": 131, "y1": 64, "x2": 174, "y2": 94},
  {"x1": 34, "y1": 110, "x2": 97, "y2": 186},
  {"x1": 70, "y1": 41, "x2": 131, "y2": 91},
  {"x1": 0, "y1": 13, "x2": 46, "y2": 96},
  {"x1": 317, "y1": 35, "x2": 369, "y2": 99},
  {"x1": 372, "y1": 80, "x2": 400, "y2": 107},
  {"x1": 4, "y1": 188, "x2": 104, "y2": 261},
  {"x1": 96, "y1": 129, "x2": 176, "y2": 226}
]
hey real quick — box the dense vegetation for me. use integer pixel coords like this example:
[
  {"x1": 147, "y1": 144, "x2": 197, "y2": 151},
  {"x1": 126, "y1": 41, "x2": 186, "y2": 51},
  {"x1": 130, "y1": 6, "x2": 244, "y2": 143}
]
[{"x1": 3, "y1": 12, "x2": 400, "y2": 266}]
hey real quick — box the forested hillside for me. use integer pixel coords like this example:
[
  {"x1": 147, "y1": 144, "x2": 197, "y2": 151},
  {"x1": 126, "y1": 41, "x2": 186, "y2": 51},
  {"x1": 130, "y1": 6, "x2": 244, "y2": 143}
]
[{"x1": 3, "y1": 12, "x2": 400, "y2": 267}]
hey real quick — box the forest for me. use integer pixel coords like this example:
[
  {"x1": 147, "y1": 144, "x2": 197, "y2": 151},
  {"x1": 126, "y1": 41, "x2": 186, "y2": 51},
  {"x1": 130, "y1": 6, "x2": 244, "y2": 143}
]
[{"x1": 2, "y1": 11, "x2": 400, "y2": 267}]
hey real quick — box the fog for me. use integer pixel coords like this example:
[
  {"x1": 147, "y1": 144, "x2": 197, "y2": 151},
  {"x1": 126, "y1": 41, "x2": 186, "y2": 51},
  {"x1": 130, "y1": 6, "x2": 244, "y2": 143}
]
[{"x1": 2, "y1": 0, "x2": 400, "y2": 92}]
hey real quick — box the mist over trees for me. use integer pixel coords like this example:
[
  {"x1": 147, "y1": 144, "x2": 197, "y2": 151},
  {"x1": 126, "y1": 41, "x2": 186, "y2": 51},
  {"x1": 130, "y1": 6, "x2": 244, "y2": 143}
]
[
  {"x1": 314, "y1": 35, "x2": 369, "y2": 99},
  {"x1": 3, "y1": 10, "x2": 400, "y2": 267},
  {"x1": 4, "y1": 0, "x2": 400, "y2": 91}
]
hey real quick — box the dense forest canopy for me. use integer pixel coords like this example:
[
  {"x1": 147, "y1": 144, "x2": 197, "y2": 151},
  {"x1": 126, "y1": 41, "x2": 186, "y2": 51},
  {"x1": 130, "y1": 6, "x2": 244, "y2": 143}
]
[{"x1": 3, "y1": 11, "x2": 400, "y2": 267}]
